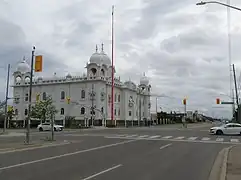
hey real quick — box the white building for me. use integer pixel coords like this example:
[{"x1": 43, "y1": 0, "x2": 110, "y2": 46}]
[{"x1": 11, "y1": 44, "x2": 151, "y2": 127}]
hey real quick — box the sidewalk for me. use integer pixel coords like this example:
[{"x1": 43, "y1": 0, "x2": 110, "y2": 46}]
[{"x1": 226, "y1": 146, "x2": 241, "y2": 180}]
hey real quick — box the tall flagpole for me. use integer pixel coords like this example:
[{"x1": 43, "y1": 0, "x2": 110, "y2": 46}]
[{"x1": 111, "y1": 5, "x2": 115, "y2": 125}]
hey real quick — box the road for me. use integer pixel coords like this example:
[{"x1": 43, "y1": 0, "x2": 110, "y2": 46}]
[{"x1": 0, "y1": 123, "x2": 236, "y2": 180}]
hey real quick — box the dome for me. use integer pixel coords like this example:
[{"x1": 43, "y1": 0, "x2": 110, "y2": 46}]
[
  {"x1": 66, "y1": 73, "x2": 72, "y2": 79},
  {"x1": 89, "y1": 44, "x2": 111, "y2": 65},
  {"x1": 100, "y1": 51, "x2": 111, "y2": 65},
  {"x1": 16, "y1": 60, "x2": 30, "y2": 73},
  {"x1": 140, "y1": 73, "x2": 149, "y2": 86},
  {"x1": 89, "y1": 52, "x2": 101, "y2": 64}
]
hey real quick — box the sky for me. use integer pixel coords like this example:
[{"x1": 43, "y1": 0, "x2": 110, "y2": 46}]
[{"x1": 1, "y1": 0, "x2": 241, "y2": 119}]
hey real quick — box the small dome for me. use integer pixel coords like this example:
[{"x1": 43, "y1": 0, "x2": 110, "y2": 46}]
[
  {"x1": 89, "y1": 52, "x2": 101, "y2": 64},
  {"x1": 89, "y1": 44, "x2": 111, "y2": 65},
  {"x1": 100, "y1": 51, "x2": 111, "y2": 65},
  {"x1": 37, "y1": 77, "x2": 43, "y2": 81},
  {"x1": 16, "y1": 60, "x2": 30, "y2": 73},
  {"x1": 140, "y1": 73, "x2": 149, "y2": 86},
  {"x1": 66, "y1": 73, "x2": 72, "y2": 79}
]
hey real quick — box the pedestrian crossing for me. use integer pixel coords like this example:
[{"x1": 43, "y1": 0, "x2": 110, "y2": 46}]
[{"x1": 105, "y1": 134, "x2": 241, "y2": 144}]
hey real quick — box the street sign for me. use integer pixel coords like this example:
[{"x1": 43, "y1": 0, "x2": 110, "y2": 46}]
[{"x1": 221, "y1": 101, "x2": 234, "y2": 104}]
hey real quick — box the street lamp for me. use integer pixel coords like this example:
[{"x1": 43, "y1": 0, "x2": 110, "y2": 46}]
[{"x1": 196, "y1": 1, "x2": 241, "y2": 11}]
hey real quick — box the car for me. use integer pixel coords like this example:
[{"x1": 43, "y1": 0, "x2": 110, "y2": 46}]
[
  {"x1": 210, "y1": 123, "x2": 241, "y2": 135},
  {"x1": 37, "y1": 122, "x2": 64, "y2": 132}
]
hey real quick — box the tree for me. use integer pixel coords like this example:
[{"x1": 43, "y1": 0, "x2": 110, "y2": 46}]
[{"x1": 31, "y1": 96, "x2": 58, "y2": 123}]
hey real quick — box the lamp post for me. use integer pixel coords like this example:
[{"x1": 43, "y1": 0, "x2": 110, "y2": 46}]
[
  {"x1": 89, "y1": 84, "x2": 96, "y2": 127},
  {"x1": 196, "y1": 1, "x2": 241, "y2": 11}
]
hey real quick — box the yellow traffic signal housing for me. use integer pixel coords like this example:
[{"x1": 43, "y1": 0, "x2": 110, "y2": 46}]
[
  {"x1": 183, "y1": 98, "x2": 187, "y2": 105},
  {"x1": 216, "y1": 98, "x2": 220, "y2": 104},
  {"x1": 66, "y1": 97, "x2": 70, "y2": 104},
  {"x1": 35, "y1": 55, "x2": 43, "y2": 72}
]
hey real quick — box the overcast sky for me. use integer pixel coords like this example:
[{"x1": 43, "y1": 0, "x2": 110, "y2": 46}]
[{"x1": 1, "y1": 0, "x2": 241, "y2": 118}]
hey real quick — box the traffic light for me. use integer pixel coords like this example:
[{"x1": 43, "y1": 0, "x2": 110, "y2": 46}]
[
  {"x1": 36, "y1": 93, "x2": 40, "y2": 102},
  {"x1": 35, "y1": 55, "x2": 43, "y2": 72},
  {"x1": 183, "y1": 98, "x2": 187, "y2": 105},
  {"x1": 66, "y1": 97, "x2": 70, "y2": 104},
  {"x1": 216, "y1": 98, "x2": 220, "y2": 104}
]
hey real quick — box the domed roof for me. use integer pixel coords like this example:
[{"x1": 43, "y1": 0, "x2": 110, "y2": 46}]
[
  {"x1": 140, "y1": 73, "x2": 149, "y2": 86},
  {"x1": 89, "y1": 44, "x2": 111, "y2": 65},
  {"x1": 16, "y1": 59, "x2": 30, "y2": 73}
]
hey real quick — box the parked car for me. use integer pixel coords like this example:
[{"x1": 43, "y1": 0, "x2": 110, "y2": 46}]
[
  {"x1": 210, "y1": 123, "x2": 241, "y2": 135},
  {"x1": 37, "y1": 123, "x2": 64, "y2": 131}
]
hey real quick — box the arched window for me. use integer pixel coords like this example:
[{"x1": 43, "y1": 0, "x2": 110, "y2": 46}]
[
  {"x1": 80, "y1": 107, "x2": 85, "y2": 115},
  {"x1": 60, "y1": 108, "x2": 64, "y2": 115},
  {"x1": 43, "y1": 92, "x2": 47, "y2": 100},
  {"x1": 101, "y1": 107, "x2": 104, "y2": 113},
  {"x1": 81, "y1": 90, "x2": 85, "y2": 99},
  {"x1": 114, "y1": 109, "x2": 116, "y2": 115},
  {"x1": 60, "y1": 91, "x2": 65, "y2": 100},
  {"x1": 118, "y1": 94, "x2": 120, "y2": 102},
  {"x1": 25, "y1": 109, "x2": 28, "y2": 116},
  {"x1": 114, "y1": 93, "x2": 117, "y2": 102}
]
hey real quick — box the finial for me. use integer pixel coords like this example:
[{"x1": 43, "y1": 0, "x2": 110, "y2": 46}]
[
  {"x1": 95, "y1": 44, "x2": 98, "y2": 52},
  {"x1": 101, "y1": 43, "x2": 104, "y2": 51}
]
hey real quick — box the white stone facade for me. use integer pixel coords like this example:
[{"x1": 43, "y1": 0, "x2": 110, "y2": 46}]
[{"x1": 11, "y1": 45, "x2": 151, "y2": 126}]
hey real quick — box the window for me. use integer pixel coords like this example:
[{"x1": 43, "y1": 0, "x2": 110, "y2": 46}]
[
  {"x1": 129, "y1": 111, "x2": 132, "y2": 116},
  {"x1": 60, "y1": 91, "x2": 65, "y2": 100},
  {"x1": 101, "y1": 107, "x2": 104, "y2": 113},
  {"x1": 108, "y1": 95, "x2": 111, "y2": 103},
  {"x1": 60, "y1": 108, "x2": 64, "y2": 115},
  {"x1": 80, "y1": 107, "x2": 85, "y2": 115},
  {"x1": 25, "y1": 93, "x2": 28, "y2": 101},
  {"x1": 91, "y1": 110, "x2": 95, "y2": 115},
  {"x1": 118, "y1": 109, "x2": 120, "y2": 116},
  {"x1": 43, "y1": 92, "x2": 47, "y2": 100},
  {"x1": 81, "y1": 90, "x2": 85, "y2": 99},
  {"x1": 114, "y1": 109, "x2": 116, "y2": 115},
  {"x1": 118, "y1": 95, "x2": 120, "y2": 102},
  {"x1": 24, "y1": 109, "x2": 28, "y2": 115},
  {"x1": 15, "y1": 109, "x2": 18, "y2": 115},
  {"x1": 114, "y1": 93, "x2": 117, "y2": 102}
]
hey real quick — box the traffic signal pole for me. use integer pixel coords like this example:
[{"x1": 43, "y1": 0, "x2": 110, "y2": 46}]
[{"x1": 232, "y1": 64, "x2": 240, "y2": 122}]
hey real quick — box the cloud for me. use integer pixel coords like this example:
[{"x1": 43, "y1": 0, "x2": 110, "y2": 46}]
[{"x1": 1, "y1": 0, "x2": 241, "y2": 118}]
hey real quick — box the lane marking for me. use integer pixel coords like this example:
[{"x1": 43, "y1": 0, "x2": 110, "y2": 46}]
[
  {"x1": 162, "y1": 136, "x2": 172, "y2": 139},
  {"x1": 201, "y1": 137, "x2": 210, "y2": 141},
  {"x1": 149, "y1": 135, "x2": 161, "y2": 139},
  {"x1": 230, "y1": 139, "x2": 239, "y2": 142},
  {"x1": 174, "y1": 136, "x2": 185, "y2": 140},
  {"x1": 81, "y1": 164, "x2": 122, "y2": 180},
  {"x1": 160, "y1": 143, "x2": 172, "y2": 150},
  {"x1": 139, "y1": 135, "x2": 149, "y2": 138},
  {"x1": 188, "y1": 137, "x2": 197, "y2": 140},
  {"x1": 0, "y1": 139, "x2": 137, "y2": 171},
  {"x1": 216, "y1": 138, "x2": 224, "y2": 142},
  {"x1": 125, "y1": 135, "x2": 138, "y2": 138}
]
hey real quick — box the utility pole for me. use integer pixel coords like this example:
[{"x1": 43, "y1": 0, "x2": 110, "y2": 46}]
[
  {"x1": 111, "y1": 5, "x2": 115, "y2": 126},
  {"x1": 232, "y1": 64, "x2": 239, "y2": 122},
  {"x1": 89, "y1": 84, "x2": 95, "y2": 126},
  {"x1": 26, "y1": 46, "x2": 35, "y2": 144},
  {"x1": 3, "y1": 64, "x2": 10, "y2": 133}
]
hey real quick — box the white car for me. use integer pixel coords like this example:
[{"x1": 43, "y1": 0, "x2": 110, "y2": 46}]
[
  {"x1": 37, "y1": 123, "x2": 64, "y2": 131},
  {"x1": 210, "y1": 123, "x2": 241, "y2": 135}
]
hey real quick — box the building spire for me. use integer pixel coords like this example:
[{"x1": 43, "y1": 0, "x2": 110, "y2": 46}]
[
  {"x1": 95, "y1": 44, "x2": 98, "y2": 52},
  {"x1": 101, "y1": 43, "x2": 104, "y2": 51}
]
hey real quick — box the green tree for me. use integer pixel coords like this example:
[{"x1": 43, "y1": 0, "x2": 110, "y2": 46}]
[{"x1": 31, "y1": 96, "x2": 58, "y2": 123}]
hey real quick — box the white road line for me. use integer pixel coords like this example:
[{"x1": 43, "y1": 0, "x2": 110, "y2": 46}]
[
  {"x1": 174, "y1": 136, "x2": 185, "y2": 140},
  {"x1": 81, "y1": 164, "x2": 122, "y2": 180},
  {"x1": 188, "y1": 137, "x2": 198, "y2": 140},
  {"x1": 201, "y1": 137, "x2": 210, "y2": 141},
  {"x1": 160, "y1": 143, "x2": 172, "y2": 150},
  {"x1": 149, "y1": 135, "x2": 161, "y2": 139},
  {"x1": 139, "y1": 135, "x2": 149, "y2": 138},
  {"x1": 230, "y1": 139, "x2": 239, "y2": 142},
  {"x1": 0, "y1": 139, "x2": 137, "y2": 171},
  {"x1": 216, "y1": 138, "x2": 224, "y2": 142},
  {"x1": 162, "y1": 136, "x2": 172, "y2": 139},
  {"x1": 125, "y1": 135, "x2": 138, "y2": 138}
]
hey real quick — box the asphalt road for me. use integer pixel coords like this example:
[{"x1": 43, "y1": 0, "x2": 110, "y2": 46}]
[{"x1": 0, "y1": 123, "x2": 234, "y2": 180}]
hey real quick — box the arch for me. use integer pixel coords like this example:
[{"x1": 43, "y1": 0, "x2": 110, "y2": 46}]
[
  {"x1": 60, "y1": 108, "x2": 64, "y2": 115},
  {"x1": 80, "y1": 107, "x2": 85, "y2": 115},
  {"x1": 24, "y1": 76, "x2": 30, "y2": 83},
  {"x1": 43, "y1": 92, "x2": 47, "y2": 100},
  {"x1": 60, "y1": 91, "x2": 65, "y2": 100},
  {"x1": 101, "y1": 69, "x2": 105, "y2": 76},
  {"x1": 90, "y1": 68, "x2": 97, "y2": 75},
  {"x1": 81, "y1": 90, "x2": 85, "y2": 99},
  {"x1": 118, "y1": 94, "x2": 120, "y2": 102},
  {"x1": 15, "y1": 76, "x2": 22, "y2": 83}
]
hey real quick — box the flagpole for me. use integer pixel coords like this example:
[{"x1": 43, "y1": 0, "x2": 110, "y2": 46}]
[{"x1": 111, "y1": 5, "x2": 115, "y2": 125}]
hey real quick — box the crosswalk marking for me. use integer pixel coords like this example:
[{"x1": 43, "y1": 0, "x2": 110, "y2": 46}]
[
  {"x1": 149, "y1": 135, "x2": 161, "y2": 139},
  {"x1": 201, "y1": 137, "x2": 210, "y2": 141},
  {"x1": 230, "y1": 139, "x2": 239, "y2": 142},
  {"x1": 162, "y1": 136, "x2": 172, "y2": 139},
  {"x1": 139, "y1": 135, "x2": 149, "y2": 138},
  {"x1": 174, "y1": 136, "x2": 185, "y2": 140},
  {"x1": 216, "y1": 138, "x2": 224, "y2": 142},
  {"x1": 188, "y1": 137, "x2": 198, "y2": 140},
  {"x1": 125, "y1": 135, "x2": 138, "y2": 138}
]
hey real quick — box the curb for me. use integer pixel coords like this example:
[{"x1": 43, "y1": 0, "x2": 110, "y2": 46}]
[{"x1": 209, "y1": 145, "x2": 234, "y2": 180}]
